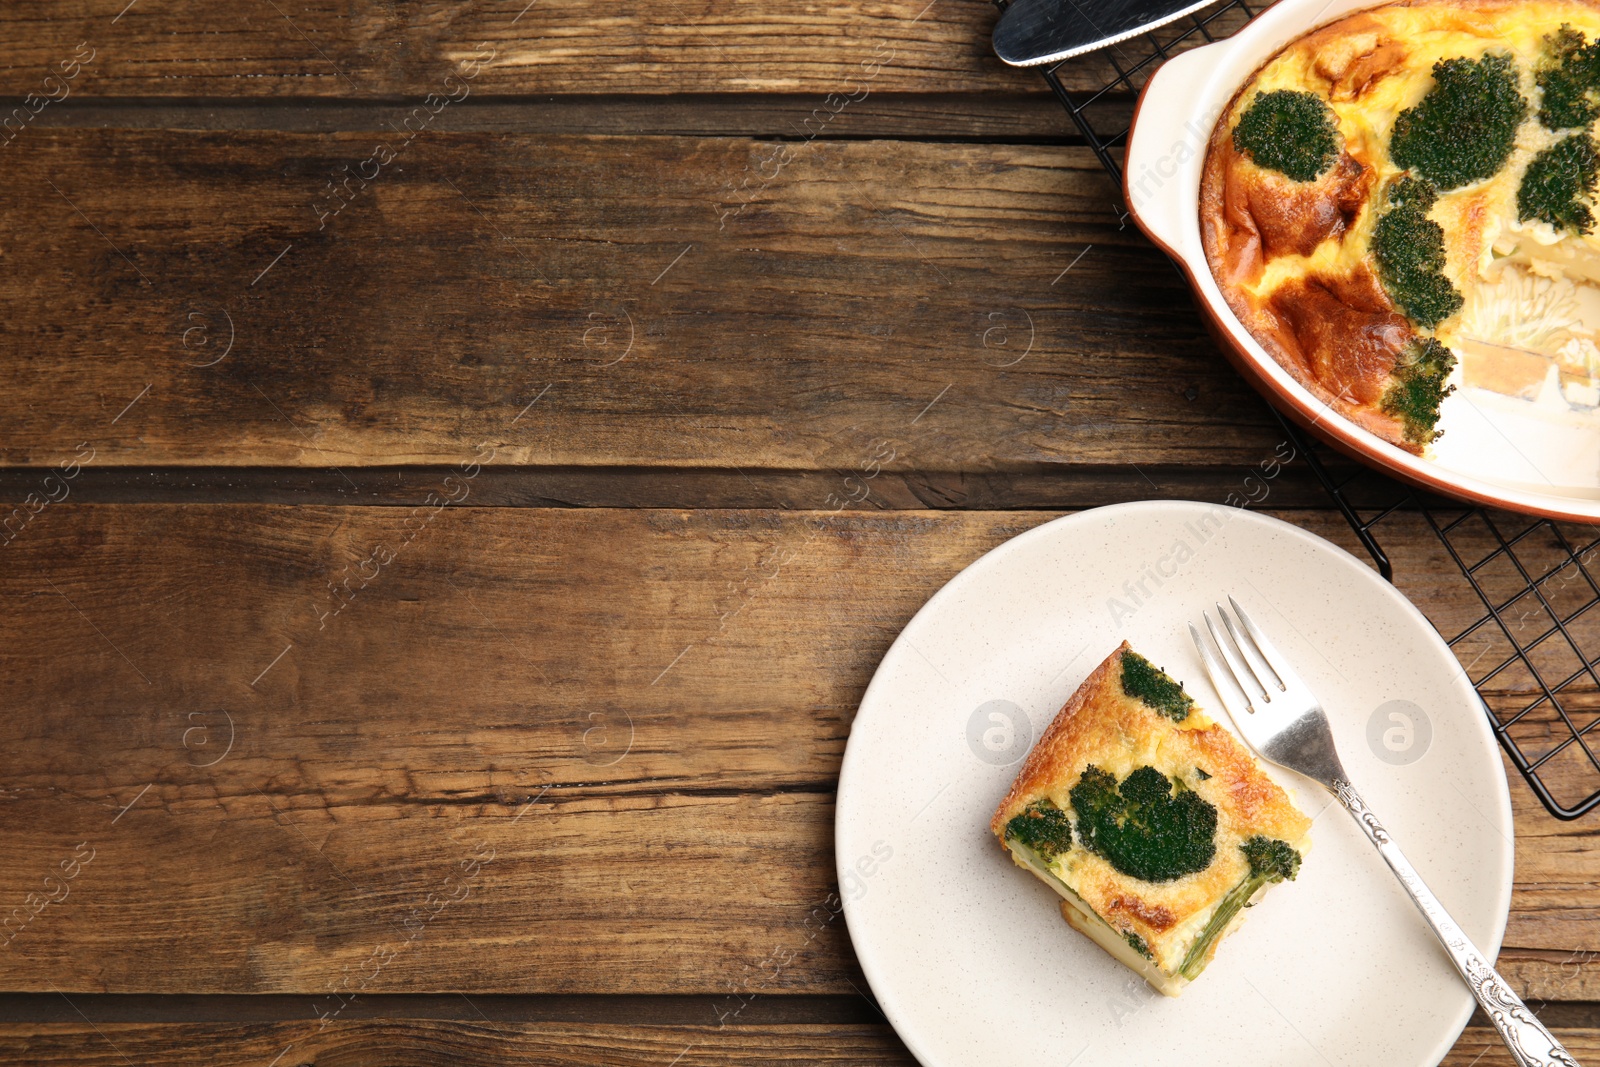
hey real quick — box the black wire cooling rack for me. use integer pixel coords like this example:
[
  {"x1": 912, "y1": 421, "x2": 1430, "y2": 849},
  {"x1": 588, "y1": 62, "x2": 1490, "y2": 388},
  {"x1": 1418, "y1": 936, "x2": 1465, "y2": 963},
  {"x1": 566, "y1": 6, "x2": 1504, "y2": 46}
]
[{"x1": 996, "y1": 0, "x2": 1600, "y2": 819}]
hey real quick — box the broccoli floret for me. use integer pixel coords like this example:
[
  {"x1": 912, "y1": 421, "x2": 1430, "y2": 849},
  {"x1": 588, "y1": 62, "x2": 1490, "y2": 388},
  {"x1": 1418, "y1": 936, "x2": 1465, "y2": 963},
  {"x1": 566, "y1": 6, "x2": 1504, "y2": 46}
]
[
  {"x1": 1519, "y1": 132, "x2": 1600, "y2": 234},
  {"x1": 1536, "y1": 26, "x2": 1600, "y2": 129},
  {"x1": 1241, "y1": 836, "x2": 1302, "y2": 882},
  {"x1": 1005, "y1": 799, "x2": 1074, "y2": 859},
  {"x1": 1120, "y1": 650, "x2": 1195, "y2": 723},
  {"x1": 1069, "y1": 766, "x2": 1217, "y2": 884},
  {"x1": 1177, "y1": 836, "x2": 1302, "y2": 980},
  {"x1": 1390, "y1": 53, "x2": 1527, "y2": 190},
  {"x1": 1232, "y1": 89, "x2": 1341, "y2": 182},
  {"x1": 1381, "y1": 337, "x2": 1457, "y2": 445},
  {"x1": 1386, "y1": 175, "x2": 1438, "y2": 212},
  {"x1": 1371, "y1": 182, "x2": 1464, "y2": 329}
]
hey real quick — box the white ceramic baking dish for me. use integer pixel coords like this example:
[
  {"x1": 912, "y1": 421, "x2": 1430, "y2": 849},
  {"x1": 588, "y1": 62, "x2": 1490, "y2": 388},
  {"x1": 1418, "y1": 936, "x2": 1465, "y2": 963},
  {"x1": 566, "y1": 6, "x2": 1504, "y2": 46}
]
[{"x1": 1126, "y1": 0, "x2": 1600, "y2": 522}]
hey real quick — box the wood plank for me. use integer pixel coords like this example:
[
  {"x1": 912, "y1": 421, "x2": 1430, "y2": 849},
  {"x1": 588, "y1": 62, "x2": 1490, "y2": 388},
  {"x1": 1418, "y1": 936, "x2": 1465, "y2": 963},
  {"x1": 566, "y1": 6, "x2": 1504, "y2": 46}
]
[
  {"x1": 7, "y1": 1022, "x2": 916, "y2": 1066},
  {"x1": 1443, "y1": 1025, "x2": 1600, "y2": 1066},
  {"x1": 0, "y1": 504, "x2": 1033, "y2": 994},
  {"x1": 33, "y1": 94, "x2": 1093, "y2": 141},
  {"x1": 1, "y1": 505, "x2": 1598, "y2": 995},
  {"x1": 0, "y1": 132, "x2": 1281, "y2": 470},
  {"x1": 1503, "y1": 950, "x2": 1600, "y2": 1002},
  {"x1": 0, "y1": 1, "x2": 1251, "y2": 98},
  {"x1": 0, "y1": 1020, "x2": 1591, "y2": 1065}
]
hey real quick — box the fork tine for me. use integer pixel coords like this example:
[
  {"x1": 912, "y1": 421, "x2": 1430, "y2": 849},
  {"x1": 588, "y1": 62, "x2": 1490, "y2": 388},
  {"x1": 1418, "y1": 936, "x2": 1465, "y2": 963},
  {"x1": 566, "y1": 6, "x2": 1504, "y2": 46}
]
[
  {"x1": 1203, "y1": 609, "x2": 1267, "y2": 711},
  {"x1": 1188, "y1": 622, "x2": 1252, "y2": 721},
  {"x1": 1227, "y1": 595, "x2": 1294, "y2": 692},
  {"x1": 1219, "y1": 602, "x2": 1283, "y2": 695}
]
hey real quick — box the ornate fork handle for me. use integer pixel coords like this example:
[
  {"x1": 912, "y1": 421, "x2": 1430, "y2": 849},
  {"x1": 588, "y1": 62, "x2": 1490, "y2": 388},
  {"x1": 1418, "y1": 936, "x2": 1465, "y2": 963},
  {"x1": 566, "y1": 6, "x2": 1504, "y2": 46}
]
[{"x1": 1334, "y1": 780, "x2": 1578, "y2": 1067}]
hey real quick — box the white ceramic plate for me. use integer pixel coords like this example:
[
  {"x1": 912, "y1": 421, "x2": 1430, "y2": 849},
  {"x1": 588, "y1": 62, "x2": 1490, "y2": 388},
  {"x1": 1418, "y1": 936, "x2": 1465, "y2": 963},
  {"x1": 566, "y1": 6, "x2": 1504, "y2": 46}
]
[{"x1": 837, "y1": 501, "x2": 1514, "y2": 1067}]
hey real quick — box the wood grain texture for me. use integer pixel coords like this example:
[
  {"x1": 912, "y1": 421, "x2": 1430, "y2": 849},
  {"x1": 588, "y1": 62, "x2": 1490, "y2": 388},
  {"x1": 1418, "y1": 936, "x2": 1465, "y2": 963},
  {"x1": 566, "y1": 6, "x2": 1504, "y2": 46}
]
[
  {"x1": 0, "y1": 1020, "x2": 1591, "y2": 1065},
  {"x1": 9, "y1": 0, "x2": 1597, "y2": 1049},
  {"x1": 32, "y1": 93, "x2": 1095, "y2": 141},
  {"x1": 1443, "y1": 1026, "x2": 1600, "y2": 1066},
  {"x1": 8, "y1": 1021, "x2": 916, "y2": 1066},
  {"x1": 0, "y1": 131, "x2": 1283, "y2": 470},
  {"x1": 0, "y1": 0, "x2": 1251, "y2": 98},
  {"x1": 0, "y1": 505, "x2": 1596, "y2": 996},
  {"x1": 0, "y1": 504, "x2": 1032, "y2": 994}
]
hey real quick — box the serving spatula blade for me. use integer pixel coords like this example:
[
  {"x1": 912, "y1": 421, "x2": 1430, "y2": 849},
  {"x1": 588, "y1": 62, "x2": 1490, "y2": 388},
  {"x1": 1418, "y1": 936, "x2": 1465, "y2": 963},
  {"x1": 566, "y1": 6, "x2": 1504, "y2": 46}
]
[{"x1": 992, "y1": 0, "x2": 1226, "y2": 66}]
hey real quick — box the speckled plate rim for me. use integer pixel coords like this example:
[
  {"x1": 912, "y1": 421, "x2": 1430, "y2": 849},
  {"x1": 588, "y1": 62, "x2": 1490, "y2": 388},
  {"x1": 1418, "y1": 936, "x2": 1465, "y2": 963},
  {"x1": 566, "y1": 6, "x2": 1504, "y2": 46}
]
[{"x1": 836, "y1": 500, "x2": 1514, "y2": 1067}]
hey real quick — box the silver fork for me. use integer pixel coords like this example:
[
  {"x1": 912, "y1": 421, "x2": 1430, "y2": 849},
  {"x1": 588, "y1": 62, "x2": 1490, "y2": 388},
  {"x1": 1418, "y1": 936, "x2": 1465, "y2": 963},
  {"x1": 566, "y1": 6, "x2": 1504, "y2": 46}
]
[{"x1": 1190, "y1": 597, "x2": 1577, "y2": 1067}]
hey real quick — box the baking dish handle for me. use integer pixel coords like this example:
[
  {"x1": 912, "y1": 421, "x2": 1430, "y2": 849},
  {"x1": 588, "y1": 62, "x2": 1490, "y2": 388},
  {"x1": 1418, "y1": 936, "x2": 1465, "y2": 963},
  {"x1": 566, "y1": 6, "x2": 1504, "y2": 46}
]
[{"x1": 1123, "y1": 41, "x2": 1229, "y2": 258}]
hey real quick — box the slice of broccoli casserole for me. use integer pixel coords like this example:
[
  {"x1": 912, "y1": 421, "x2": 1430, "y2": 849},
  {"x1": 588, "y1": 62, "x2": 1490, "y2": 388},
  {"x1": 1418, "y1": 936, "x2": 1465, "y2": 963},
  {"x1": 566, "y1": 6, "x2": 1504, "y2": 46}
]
[{"x1": 990, "y1": 642, "x2": 1312, "y2": 996}]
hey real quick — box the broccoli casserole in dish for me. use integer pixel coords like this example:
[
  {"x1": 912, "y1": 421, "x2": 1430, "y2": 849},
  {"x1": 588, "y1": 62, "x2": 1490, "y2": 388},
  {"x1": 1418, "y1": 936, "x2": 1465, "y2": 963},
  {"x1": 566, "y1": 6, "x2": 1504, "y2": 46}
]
[{"x1": 1202, "y1": 0, "x2": 1600, "y2": 452}]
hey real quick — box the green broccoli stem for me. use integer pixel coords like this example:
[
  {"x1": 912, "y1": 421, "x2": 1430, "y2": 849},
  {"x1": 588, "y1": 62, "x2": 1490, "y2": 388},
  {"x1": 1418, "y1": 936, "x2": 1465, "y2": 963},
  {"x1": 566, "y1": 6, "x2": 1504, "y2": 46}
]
[{"x1": 1177, "y1": 871, "x2": 1266, "y2": 980}]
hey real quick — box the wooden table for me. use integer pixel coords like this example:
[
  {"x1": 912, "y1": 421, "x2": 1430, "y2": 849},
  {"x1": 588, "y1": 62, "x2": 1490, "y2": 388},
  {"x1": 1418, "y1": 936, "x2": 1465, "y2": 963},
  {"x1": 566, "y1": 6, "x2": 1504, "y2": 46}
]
[{"x1": 0, "y1": 2, "x2": 1596, "y2": 1063}]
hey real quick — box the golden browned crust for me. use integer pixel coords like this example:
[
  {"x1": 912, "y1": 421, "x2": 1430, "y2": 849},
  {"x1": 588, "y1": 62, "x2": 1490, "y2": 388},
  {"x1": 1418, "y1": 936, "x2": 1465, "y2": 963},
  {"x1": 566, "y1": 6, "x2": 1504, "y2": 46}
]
[
  {"x1": 990, "y1": 642, "x2": 1303, "y2": 834},
  {"x1": 1264, "y1": 265, "x2": 1411, "y2": 405},
  {"x1": 1199, "y1": 81, "x2": 1418, "y2": 452},
  {"x1": 988, "y1": 642, "x2": 1127, "y2": 838},
  {"x1": 990, "y1": 642, "x2": 1312, "y2": 974}
]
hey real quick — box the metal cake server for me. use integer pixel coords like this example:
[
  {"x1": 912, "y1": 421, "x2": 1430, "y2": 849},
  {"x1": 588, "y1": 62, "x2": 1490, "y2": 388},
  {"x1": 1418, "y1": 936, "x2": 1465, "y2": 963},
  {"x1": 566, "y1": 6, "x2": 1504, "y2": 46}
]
[
  {"x1": 1190, "y1": 597, "x2": 1578, "y2": 1067},
  {"x1": 992, "y1": 0, "x2": 1227, "y2": 66}
]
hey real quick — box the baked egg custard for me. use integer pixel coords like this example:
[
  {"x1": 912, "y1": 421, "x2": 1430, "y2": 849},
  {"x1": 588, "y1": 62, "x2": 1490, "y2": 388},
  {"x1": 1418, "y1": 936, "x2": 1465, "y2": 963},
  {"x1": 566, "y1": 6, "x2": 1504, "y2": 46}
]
[{"x1": 1201, "y1": 0, "x2": 1600, "y2": 452}]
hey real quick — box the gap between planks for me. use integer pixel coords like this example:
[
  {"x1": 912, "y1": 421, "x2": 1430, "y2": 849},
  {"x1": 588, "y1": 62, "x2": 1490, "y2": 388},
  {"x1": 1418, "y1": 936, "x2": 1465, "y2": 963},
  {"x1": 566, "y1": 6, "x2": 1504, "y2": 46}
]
[
  {"x1": 0, "y1": 463, "x2": 1400, "y2": 510},
  {"x1": 0, "y1": 992, "x2": 1594, "y2": 1028}
]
